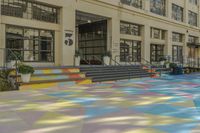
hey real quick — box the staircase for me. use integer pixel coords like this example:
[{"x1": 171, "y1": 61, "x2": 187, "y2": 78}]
[
  {"x1": 18, "y1": 66, "x2": 92, "y2": 90},
  {"x1": 80, "y1": 65, "x2": 152, "y2": 82}
]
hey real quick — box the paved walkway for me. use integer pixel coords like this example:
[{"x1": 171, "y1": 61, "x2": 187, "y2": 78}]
[{"x1": 0, "y1": 73, "x2": 200, "y2": 133}]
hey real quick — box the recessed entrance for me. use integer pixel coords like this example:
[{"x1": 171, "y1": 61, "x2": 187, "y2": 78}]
[{"x1": 76, "y1": 11, "x2": 108, "y2": 65}]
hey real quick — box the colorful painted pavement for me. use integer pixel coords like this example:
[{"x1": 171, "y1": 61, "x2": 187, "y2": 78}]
[{"x1": 0, "y1": 73, "x2": 200, "y2": 133}]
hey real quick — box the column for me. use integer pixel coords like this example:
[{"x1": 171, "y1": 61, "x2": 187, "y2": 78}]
[
  {"x1": 144, "y1": 0, "x2": 150, "y2": 12},
  {"x1": 184, "y1": 0, "x2": 188, "y2": 24},
  {"x1": 166, "y1": 0, "x2": 172, "y2": 19},
  {"x1": 141, "y1": 24, "x2": 151, "y2": 62},
  {"x1": 166, "y1": 30, "x2": 172, "y2": 57},
  {"x1": 60, "y1": 3, "x2": 76, "y2": 66},
  {"x1": 0, "y1": 24, "x2": 6, "y2": 67},
  {"x1": 183, "y1": 33, "x2": 189, "y2": 64},
  {"x1": 109, "y1": 13, "x2": 120, "y2": 65}
]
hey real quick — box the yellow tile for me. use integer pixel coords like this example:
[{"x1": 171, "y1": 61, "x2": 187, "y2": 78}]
[
  {"x1": 77, "y1": 79, "x2": 92, "y2": 85},
  {"x1": 36, "y1": 112, "x2": 82, "y2": 125}
]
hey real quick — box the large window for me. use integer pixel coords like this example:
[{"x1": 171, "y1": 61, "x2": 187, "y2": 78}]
[
  {"x1": 151, "y1": 27, "x2": 165, "y2": 40},
  {"x1": 189, "y1": 0, "x2": 198, "y2": 5},
  {"x1": 1, "y1": 0, "x2": 59, "y2": 23},
  {"x1": 172, "y1": 4, "x2": 183, "y2": 22},
  {"x1": 172, "y1": 32, "x2": 183, "y2": 42},
  {"x1": 120, "y1": 0, "x2": 143, "y2": 9},
  {"x1": 150, "y1": 44, "x2": 164, "y2": 62},
  {"x1": 150, "y1": 0, "x2": 166, "y2": 16},
  {"x1": 188, "y1": 11, "x2": 197, "y2": 26},
  {"x1": 120, "y1": 39, "x2": 141, "y2": 62},
  {"x1": 188, "y1": 35, "x2": 198, "y2": 43},
  {"x1": 120, "y1": 22, "x2": 141, "y2": 36},
  {"x1": 6, "y1": 25, "x2": 55, "y2": 62},
  {"x1": 78, "y1": 20, "x2": 107, "y2": 64},
  {"x1": 172, "y1": 45, "x2": 183, "y2": 63}
]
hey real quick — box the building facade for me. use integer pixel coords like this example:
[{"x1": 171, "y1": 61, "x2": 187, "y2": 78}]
[{"x1": 0, "y1": 0, "x2": 200, "y2": 66}]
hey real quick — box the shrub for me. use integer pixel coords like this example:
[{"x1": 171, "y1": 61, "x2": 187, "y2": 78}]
[
  {"x1": 169, "y1": 63, "x2": 177, "y2": 68},
  {"x1": 18, "y1": 64, "x2": 34, "y2": 74},
  {"x1": 0, "y1": 70, "x2": 14, "y2": 91}
]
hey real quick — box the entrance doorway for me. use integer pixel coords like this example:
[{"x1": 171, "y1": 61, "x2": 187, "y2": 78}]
[
  {"x1": 187, "y1": 43, "x2": 200, "y2": 67},
  {"x1": 76, "y1": 11, "x2": 108, "y2": 65}
]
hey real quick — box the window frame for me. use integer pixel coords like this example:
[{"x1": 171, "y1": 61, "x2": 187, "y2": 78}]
[
  {"x1": 1, "y1": 0, "x2": 59, "y2": 24},
  {"x1": 120, "y1": 0, "x2": 143, "y2": 9},
  {"x1": 172, "y1": 4, "x2": 183, "y2": 22},
  {"x1": 6, "y1": 25, "x2": 55, "y2": 62},
  {"x1": 120, "y1": 21, "x2": 141, "y2": 36},
  {"x1": 150, "y1": 0, "x2": 166, "y2": 16},
  {"x1": 120, "y1": 39, "x2": 141, "y2": 62},
  {"x1": 172, "y1": 45, "x2": 183, "y2": 63},
  {"x1": 150, "y1": 44, "x2": 164, "y2": 62},
  {"x1": 188, "y1": 10, "x2": 198, "y2": 26}
]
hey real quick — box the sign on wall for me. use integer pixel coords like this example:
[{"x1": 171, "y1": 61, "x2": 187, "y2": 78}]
[{"x1": 64, "y1": 30, "x2": 73, "y2": 46}]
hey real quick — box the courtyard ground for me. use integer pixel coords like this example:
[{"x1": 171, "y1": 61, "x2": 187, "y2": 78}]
[{"x1": 0, "y1": 73, "x2": 200, "y2": 133}]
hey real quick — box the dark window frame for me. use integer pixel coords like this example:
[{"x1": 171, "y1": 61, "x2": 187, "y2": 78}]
[
  {"x1": 120, "y1": 39, "x2": 141, "y2": 62},
  {"x1": 172, "y1": 4, "x2": 183, "y2": 22},
  {"x1": 150, "y1": 44, "x2": 164, "y2": 62},
  {"x1": 120, "y1": 21, "x2": 141, "y2": 36},
  {"x1": 188, "y1": 10, "x2": 198, "y2": 26},
  {"x1": 150, "y1": 0, "x2": 166, "y2": 16},
  {"x1": 1, "y1": 0, "x2": 59, "y2": 23},
  {"x1": 6, "y1": 25, "x2": 55, "y2": 62},
  {"x1": 172, "y1": 45, "x2": 183, "y2": 63},
  {"x1": 120, "y1": 0, "x2": 143, "y2": 9},
  {"x1": 172, "y1": 32, "x2": 183, "y2": 42}
]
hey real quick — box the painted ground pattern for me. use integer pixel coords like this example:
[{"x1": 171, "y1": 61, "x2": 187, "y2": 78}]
[{"x1": 0, "y1": 73, "x2": 200, "y2": 133}]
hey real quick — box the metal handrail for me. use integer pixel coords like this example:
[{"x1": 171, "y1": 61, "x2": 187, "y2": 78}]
[
  {"x1": 114, "y1": 55, "x2": 121, "y2": 66},
  {"x1": 79, "y1": 56, "x2": 91, "y2": 66},
  {"x1": 92, "y1": 55, "x2": 107, "y2": 66},
  {"x1": 114, "y1": 55, "x2": 134, "y2": 66},
  {"x1": 110, "y1": 57, "x2": 121, "y2": 66},
  {"x1": 141, "y1": 57, "x2": 152, "y2": 66}
]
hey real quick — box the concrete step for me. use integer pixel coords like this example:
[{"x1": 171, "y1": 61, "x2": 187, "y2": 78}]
[
  {"x1": 80, "y1": 65, "x2": 152, "y2": 82},
  {"x1": 86, "y1": 71, "x2": 149, "y2": 77},
  {"x1": 93, "y1": 74, "x2": 150, "y2": 82},
  {"x1": 17, "y1": 73, "x2": 86, "y2": 82},
  {"x1": 91, "y1": 73, "x2": 150, "y2": 79},
  {"x1": 19, "y1": 77, "x2": 91, "y2": 85},
  {"x1": 80, "y1": 65, "x2": 141, "y2": 71},
  {"x1": 19, "y1": 67, "x2": 92, "y2": 90}
]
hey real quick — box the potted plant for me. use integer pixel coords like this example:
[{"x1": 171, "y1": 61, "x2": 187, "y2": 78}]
[
  {"x1": 159, "y1": 57, "x2": 167, "y2": 66},
  {"x1": 74, "y1": 50, "x2": 81, "y2": 66},
  {"x1": 18, "y1": 64, "x2": 34, "y2": 83},
  {"x1": 7, "y1": 51, "x2": 22, "y2": 68},
  {"x1": 103, "y1": 51, "x2": 111, "y2": 65},
  {"x1": 164, "y1": 61, "x2": 170, "y2": 68}
]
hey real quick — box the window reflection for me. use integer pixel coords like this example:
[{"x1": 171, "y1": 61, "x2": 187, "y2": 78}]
[
  {"x1": 120, "y1": 21, "x2": 141, "y2": 36},
  {"x1": 150, "y1": 0, "x2": 166, "y2": 16},
  {"x1": 172, "y1": 4, "x2": 183, "y2": 22},
  {"x1": 172, "y1": 46, "x2": 183, "y2": 63},
  {"x1": 120, "y1": 0, "x2": 143, "y2": 9},
  {"x1": 1, "y1": 0, "x2": 59, "y2": 23},
  {"x1": 6, "y1": 25, "x2": 55, "y2": 62},
  {"x1": 120, "y1": 39, "x2": 141, "y2": 62},
  {"x1": 188, "y1": 11, "x2": 197, "y2": 26},
  {"x1": 150, "y1": 44, "x2": 164, "y2": 62}
]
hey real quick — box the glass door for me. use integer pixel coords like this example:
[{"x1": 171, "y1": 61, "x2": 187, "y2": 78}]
[{"x1": 78, "y1": 20, "x2": 107, "y2": 65}]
